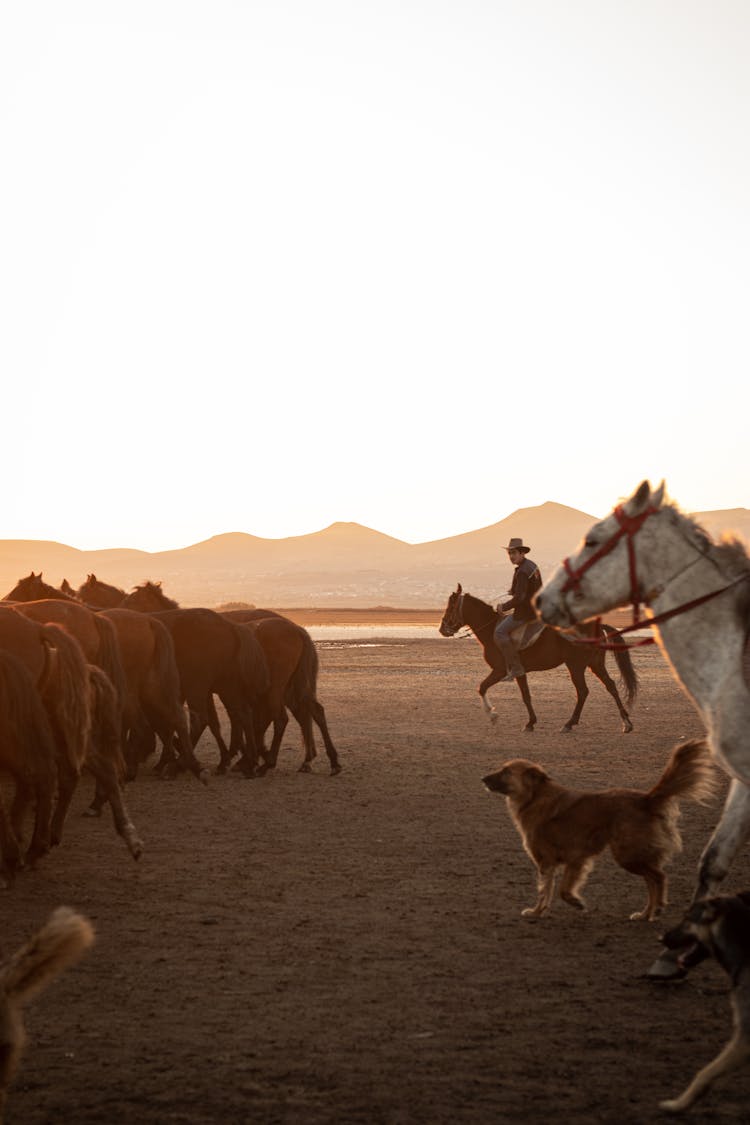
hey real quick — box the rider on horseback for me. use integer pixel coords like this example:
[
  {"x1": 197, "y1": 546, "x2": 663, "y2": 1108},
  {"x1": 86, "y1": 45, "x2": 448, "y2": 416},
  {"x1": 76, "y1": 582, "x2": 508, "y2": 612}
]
[{"x1": 494, "y1": 538, "x2": 542, "y2": 681}]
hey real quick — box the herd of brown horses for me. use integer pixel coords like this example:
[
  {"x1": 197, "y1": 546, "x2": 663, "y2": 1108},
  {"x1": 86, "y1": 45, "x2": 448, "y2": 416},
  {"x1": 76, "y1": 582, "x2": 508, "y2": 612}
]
[{"x1": 0, "y1": 571, "x2": 341, "y2": 886}]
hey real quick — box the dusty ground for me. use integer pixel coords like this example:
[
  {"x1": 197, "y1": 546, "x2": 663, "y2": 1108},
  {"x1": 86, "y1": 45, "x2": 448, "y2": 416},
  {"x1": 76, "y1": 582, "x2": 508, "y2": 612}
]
[{"x1": 4, "y1": 633, "x2": 750, "y2": 1124}]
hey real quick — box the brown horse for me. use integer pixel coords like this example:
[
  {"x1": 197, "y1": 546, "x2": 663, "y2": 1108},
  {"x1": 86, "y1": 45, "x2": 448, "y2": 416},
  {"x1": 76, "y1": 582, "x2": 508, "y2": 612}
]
[
  {"x1": 80, "y1": 664, "x2": 143, "y2": 860},
  {"x1": 222, "y1": 611, "x2": 341, "y2": 776},
  {"x1": 98, "y1": 608, "x2": 199, "y2": 783},
  {"x1": 4, "y1": 573, "x2": 78, "y2": 603},
  {"x1": 439, "y1": 585, "x2": 638, "y2": 733},
  {"x1": 120, "y1": 583, "x2": 341, "y2": 776},
  {"x1": 0, "y1": 607, "x2": 91, "y2": 860},
  {"x1": 76, "y1": 573, "x2": 130, "y2": 608},
  {"x1": 5, "y1": 581, "x2": 208, "y2": 786},
  {"x1": 0, "y1": 649, "x2": 58, "y2": 882},
  {"x1": 74, "y1": 576, "x2": 343, "y2": 775}
]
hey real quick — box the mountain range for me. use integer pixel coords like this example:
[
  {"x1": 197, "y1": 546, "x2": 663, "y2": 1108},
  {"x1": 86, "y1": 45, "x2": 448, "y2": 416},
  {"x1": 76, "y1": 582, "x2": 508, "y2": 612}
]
[{"x1": 1, "y1": 502, "x2": 748, "y2": 608}]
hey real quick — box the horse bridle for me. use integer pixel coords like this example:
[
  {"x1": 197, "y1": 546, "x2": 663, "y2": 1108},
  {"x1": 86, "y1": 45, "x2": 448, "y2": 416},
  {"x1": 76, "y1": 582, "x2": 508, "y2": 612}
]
[
  {"x1": 561, "y1": 504, "x2": 748, "y2": 648},
  {"x1": 444, "y1": 591, "x2": 497, "y2": 638},
  {"x1": 562, "y1": 504, "x2": 658, "y2": 628}
]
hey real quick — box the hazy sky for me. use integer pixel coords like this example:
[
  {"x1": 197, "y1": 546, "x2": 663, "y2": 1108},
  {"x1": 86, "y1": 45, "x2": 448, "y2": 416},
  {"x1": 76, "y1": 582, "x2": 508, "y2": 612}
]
[{"x1": 2, "y1": 2, "x2": 748, "y2": 551}]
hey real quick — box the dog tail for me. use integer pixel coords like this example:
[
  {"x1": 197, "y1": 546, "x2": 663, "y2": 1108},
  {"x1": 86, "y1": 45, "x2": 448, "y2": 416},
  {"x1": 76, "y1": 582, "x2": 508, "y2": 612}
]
[
  {"x1": 647, "y1": 738, "x2": 718, "y2": 808},
  {"x1": 2, "y1": 906, "x2": 94, "y2": 1006},
  {"x1": 1, "y1": 908, "x2": 94, "y2": 1114}
]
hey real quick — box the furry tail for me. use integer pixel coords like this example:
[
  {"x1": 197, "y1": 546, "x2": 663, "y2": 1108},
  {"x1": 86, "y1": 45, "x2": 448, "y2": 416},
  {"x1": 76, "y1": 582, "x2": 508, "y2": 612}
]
[
  {"x1": 1, "y1": 908, "x2": 94, "y2": 1118},
  {"x1": 647, "y1": 738, "x2": 717, "y2": 808}
]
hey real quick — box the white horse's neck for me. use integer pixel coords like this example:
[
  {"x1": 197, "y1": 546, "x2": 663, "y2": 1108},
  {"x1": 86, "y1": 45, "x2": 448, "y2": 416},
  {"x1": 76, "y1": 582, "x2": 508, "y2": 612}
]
[{"x1": 643, "y1": 516, "x2": 747, "y2": 719}]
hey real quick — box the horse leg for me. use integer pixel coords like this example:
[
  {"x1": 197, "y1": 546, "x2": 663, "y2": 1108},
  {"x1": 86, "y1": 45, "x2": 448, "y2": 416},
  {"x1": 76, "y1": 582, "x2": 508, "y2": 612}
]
[
  {"x1": 50, "y1": 758, "x2": 80, "y2": 847},
  {"x1": 287, "y1": 703, "x2": 318, "y2": 774},
  {"x1": 560, "y1": 664, "x2": 589, "y2": 733},
  {"x1": 648, "y1": 779, "x2": 750, "y2": 979},
  {"x1": 588, "y1": 657, "x2": 634, "y2": 734},
  {"x1": 478, "y1": 670, "x2": 505, "y2": 725},
  {"x1": 302, "y1": 698, "x2": 340, "y2": 774},
  {"x1": 10, "y1": 776, "x2": 51, "y2": 872},
  {"x1": 514, "y1": 675, "x2": 537, "y2": 732},
  {"x1": 253, "y1": 706, "x2": 285, "y2": 775},
  {"x1": 85, "y1": 755, "x2": 143, "y2": 861},
  {"x1": 0, "y1": 791, "x2": 23, "y2": 885}
]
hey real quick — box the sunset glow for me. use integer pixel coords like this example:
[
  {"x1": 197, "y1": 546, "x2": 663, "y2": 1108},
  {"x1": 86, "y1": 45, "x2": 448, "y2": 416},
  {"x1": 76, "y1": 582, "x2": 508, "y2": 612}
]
[{"x1": 1, "y1": 2, "x2": 748, "y2": 551}]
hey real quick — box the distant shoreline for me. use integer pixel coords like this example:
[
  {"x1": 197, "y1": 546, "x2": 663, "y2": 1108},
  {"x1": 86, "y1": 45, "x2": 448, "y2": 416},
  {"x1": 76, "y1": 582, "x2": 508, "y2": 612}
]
[{"x1": 257, "y1": 606, "x2": 634, "y2": 629}]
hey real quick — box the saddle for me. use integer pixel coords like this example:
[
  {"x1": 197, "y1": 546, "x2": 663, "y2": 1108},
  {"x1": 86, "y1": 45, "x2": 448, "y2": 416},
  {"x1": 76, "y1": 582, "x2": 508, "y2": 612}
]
[{"x1": 510, "y1": 619, "x2": 546, "y2": 651}]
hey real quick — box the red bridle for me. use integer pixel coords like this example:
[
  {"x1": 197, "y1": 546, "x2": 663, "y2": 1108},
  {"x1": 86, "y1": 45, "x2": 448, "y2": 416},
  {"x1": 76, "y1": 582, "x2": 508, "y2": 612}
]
[
  {"x1": 562, "y1": 504, "x2": 658, "y2": 628},
  {"x1": 560, "y1": 504, "x2": 747, "y2": 650}
]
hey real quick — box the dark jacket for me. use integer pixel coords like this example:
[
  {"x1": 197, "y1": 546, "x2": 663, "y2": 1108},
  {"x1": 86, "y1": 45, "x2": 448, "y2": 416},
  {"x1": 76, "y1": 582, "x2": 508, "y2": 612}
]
[{"x1": 501, "y1": 556, "x2": 542, "y2": 623}]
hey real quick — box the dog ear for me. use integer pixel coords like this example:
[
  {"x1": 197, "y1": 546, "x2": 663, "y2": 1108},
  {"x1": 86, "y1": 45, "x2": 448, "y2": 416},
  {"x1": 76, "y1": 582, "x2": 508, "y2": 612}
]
[{"x1": 523, "y1": 765, "x2": 548, "y2": 788}]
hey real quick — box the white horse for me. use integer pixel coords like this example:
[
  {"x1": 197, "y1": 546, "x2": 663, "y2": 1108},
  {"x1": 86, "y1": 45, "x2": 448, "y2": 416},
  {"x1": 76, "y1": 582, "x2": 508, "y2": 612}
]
[{"x1": 536, "y1": 480, "x2": 750, "y2": 978}]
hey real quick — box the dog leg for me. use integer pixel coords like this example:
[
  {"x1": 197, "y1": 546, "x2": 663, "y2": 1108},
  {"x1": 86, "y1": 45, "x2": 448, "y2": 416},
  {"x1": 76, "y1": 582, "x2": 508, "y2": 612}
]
[
  {"x1": 559, "y1": 858, "x2": 593, "y2": 911},
  {"x1": 660, "y1": 1011, "x2": 750, "y2": 1112},
  {"x1": 629, "y1": 867, "x2": 666, "y2": 922},
  {"x1": 522, "y1": 865, "x2": 556, "y2": 917}
]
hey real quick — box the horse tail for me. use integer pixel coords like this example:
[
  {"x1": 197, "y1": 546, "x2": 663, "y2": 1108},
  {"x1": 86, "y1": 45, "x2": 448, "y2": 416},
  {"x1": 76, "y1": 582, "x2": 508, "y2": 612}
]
[
  {"x1": 92, "y1": 614, "x2": 129, "y2": 711},
  {"x1": 0, "y1": 650, "x2": 58, "y2": 784},
  {"x1": 86, "y1": 664, "x2": 125, "y2": 780},
  {"x1": 600, "y1": 623, "x2": 639, "y2": 707},
  {"x1": 234, "y1": 624, "x2": 271, "y2": 702},
  {"x1": 148, "y1": 617, "x2": 183, "y2": 706},
  {"x1": 39, "y1": 624, "x2": 91, "y2": 774},
  {"x1": 285, "y1": 627, "x2": 319, "y2": 712},
  {"x1": 648, "y1": 738, "x2": 718, "y2": 808}
]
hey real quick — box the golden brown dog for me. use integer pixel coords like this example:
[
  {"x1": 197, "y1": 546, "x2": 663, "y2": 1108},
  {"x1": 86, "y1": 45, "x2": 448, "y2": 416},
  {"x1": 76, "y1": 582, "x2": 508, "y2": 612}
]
[{"x1": 482, "y1": 738, "x2": 716, "y2": 920}]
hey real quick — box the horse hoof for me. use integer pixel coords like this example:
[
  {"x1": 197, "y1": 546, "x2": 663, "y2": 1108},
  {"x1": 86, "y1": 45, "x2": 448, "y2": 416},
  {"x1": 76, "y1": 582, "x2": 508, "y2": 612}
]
[
  {"x1": 298, "y1": 763, "x2": 312, "y2": 773},
  {"x1": 82, "y1": 805, "x2": 103, "y2": 819},
  {"x1": 622, "y1": 721, "x2": 634, "y2": 734},
  {"x1": 645, "y1": 951, "x2": 688, "y2": 981},
  {"x1": 489, "y1": 713, "x2": 498, "y2": 726},
  {"x1": 199, "y1": 768, "x2": 211, "y2": 786},
  {"x1": 560, "y1": 724, "x2": 574, "y2": 733},
  {"x1": 330, "y1": 764, "x2": 342, "y2": 776}
]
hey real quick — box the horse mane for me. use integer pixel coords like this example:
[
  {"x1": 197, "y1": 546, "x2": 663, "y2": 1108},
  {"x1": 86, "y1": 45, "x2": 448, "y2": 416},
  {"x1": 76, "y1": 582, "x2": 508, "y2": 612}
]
[{"x1": 663, "y1": 500, "x2": 750, "y2": 577}]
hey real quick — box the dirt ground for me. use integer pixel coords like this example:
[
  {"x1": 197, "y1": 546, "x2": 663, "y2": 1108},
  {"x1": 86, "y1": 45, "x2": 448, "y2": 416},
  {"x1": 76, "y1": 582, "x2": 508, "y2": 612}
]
[{"x1": 4, "y1": 634, "x2": 750, "y2": 1124}]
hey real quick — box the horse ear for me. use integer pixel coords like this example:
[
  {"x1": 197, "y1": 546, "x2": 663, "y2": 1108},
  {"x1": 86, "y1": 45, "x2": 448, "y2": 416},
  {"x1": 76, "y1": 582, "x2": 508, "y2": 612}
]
[
  {"x1": 89, "y1": 573, "x2": 96, "y2": 581},
  {"x1": 456, "y1": 582, "x2": 462, "y2": 594},
  {"x1": 627, "y1": 480, "x2": 652, "y2": 515},
  {"x1": 651, "y1": 480, "x2": 666, "y2": 508}
]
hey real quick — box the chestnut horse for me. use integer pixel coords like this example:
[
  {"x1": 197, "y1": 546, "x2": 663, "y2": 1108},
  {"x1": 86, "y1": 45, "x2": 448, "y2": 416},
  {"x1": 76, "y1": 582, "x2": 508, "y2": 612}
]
[
  {"x1": 440, "y1": 584, "x2": 638, "y2": 733},
  {"x1": 0, "y1": 607, "x2": 90, "y2": 863},
  {"x1": 0, "y1": 649, "x2": 57, "y2": 882},
  {"x1": 81, "y1": 576, "x2": 342, "y2": 775}
]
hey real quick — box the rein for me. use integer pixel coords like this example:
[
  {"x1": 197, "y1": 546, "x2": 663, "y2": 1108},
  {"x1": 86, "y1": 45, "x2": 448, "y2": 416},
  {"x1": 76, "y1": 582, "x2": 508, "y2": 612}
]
[
  {"x1": 561, "y1": 505, "x2": 750, "y2": 650},
  {"x1": 449, "y1": 593, "x2": 498, "y2": 637}
]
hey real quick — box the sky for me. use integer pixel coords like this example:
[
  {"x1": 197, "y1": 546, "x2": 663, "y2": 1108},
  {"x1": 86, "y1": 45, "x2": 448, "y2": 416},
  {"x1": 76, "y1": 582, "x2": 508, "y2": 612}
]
[{"x1": 1, "y1": 2, "x2": 748, "y2": 552}]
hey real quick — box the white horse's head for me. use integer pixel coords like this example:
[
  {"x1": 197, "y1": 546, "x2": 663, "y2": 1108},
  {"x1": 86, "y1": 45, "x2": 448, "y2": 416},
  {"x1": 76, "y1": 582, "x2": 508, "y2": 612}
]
[{"x1": 537, "y1": 480, "x2": 667, "y2": 627}]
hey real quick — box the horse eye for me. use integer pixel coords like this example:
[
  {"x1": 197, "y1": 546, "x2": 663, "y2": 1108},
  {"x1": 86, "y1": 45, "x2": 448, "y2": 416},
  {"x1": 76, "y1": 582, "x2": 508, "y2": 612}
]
[{"x1": 584, "y1": 537, "x2": 597, "y2": 549}]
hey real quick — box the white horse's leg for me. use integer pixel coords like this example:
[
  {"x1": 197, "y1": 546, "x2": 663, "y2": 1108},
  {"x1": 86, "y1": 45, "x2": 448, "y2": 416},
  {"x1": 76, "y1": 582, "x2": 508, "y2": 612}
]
[
  {"x1": 648, "y1": 779, "x2": 750, "y2": 979},
  {"x1": 694, "y1": 778, "x2": 750, "y2": 899}
]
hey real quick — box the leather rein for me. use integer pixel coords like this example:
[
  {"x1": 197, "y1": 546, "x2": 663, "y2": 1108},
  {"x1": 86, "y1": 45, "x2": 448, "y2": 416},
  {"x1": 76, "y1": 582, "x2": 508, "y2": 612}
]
[{"x1": 561, "y1": 504, "x2": 747, "y2": 650}]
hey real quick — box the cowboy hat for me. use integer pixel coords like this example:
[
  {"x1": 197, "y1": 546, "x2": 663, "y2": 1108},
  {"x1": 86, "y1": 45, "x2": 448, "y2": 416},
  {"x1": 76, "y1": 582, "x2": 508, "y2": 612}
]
[{"x1": 506, "y1": 538, "x2": 530, "y2": 553}]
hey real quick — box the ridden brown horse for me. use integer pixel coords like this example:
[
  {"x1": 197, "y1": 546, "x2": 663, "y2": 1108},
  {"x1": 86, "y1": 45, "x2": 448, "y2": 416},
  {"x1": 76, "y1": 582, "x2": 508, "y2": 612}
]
[
  {"x1": 0, "y1": 649, "x2": 57, "y2": 882},
  {"x1": 439, "y1": 585, "x2": 638, "y2": 733}
]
